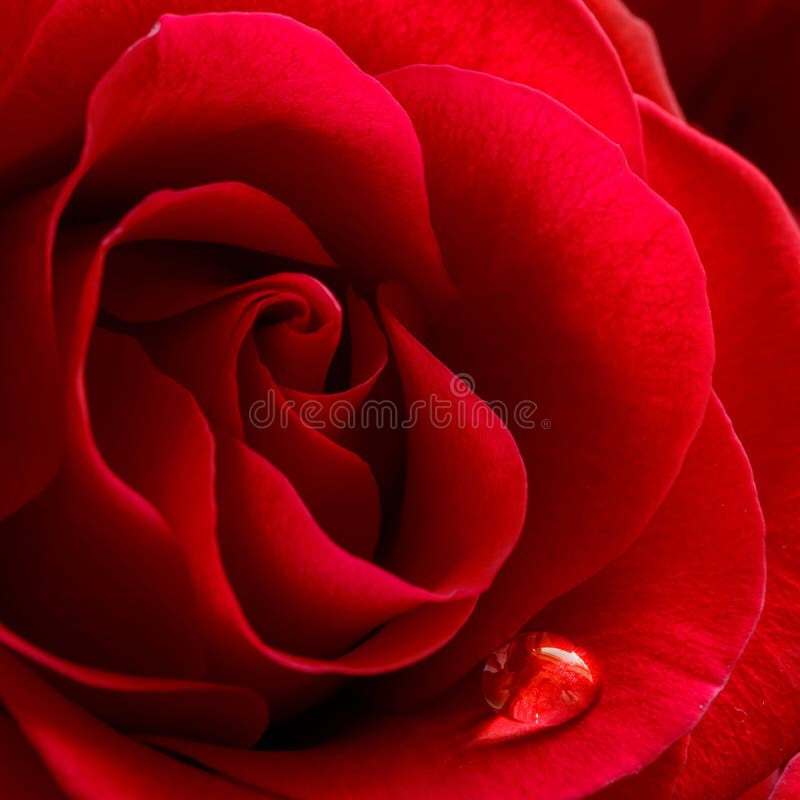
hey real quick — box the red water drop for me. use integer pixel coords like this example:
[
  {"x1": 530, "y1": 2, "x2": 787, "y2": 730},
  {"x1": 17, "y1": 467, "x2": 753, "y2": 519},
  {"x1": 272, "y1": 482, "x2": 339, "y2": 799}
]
[{"x1": 482, "y1": 632, "x2": 601, "y2": 727}]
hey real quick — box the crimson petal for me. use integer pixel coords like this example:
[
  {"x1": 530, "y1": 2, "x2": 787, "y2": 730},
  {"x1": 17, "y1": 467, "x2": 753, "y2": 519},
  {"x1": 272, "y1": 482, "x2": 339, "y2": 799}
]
[
  {"x1": 770, "y1": 754, "x2": 800, "y2": 800},
  {"x1": 640, "y1": 97, "x2": 800, "y2": 800},
  {"x1": 583, "y1": 0, "x2": 682, "y2": 115},
  {"x1": 0, "y1": 712, "x2": 64, "y2": 800},
  {"x1": 0, "y1": 648, "x2": 269, "y2": 800},
  {"x1": 377, "y1": 64, "x2": 714, "y2": 701},
  {"x1": 153, "y1": 397, "x2": 764, "y2": 799},
  {"x1": 0, "y1": 0, "x2": 643, "y2": 188},
  {"x1": 0, "y1": 189, "x2": 62, "y2": 521},
  {"x1": 0, "y1": 622, "x2": 267, "y2": 747},
  {"x1": 69, "y1": 11, "x2": 451, "y2": 303}
]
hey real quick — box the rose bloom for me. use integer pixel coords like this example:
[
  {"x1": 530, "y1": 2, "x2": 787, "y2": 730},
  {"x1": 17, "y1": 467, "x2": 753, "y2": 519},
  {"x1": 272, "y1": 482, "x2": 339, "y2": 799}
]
[{"x1": 0, "y1": 2, "x2": 798, "y2": 799}]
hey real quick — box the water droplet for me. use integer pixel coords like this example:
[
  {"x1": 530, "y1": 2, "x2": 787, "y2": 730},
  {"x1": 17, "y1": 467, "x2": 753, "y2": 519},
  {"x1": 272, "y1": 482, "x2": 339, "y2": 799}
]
[{"x1": 482, "y1": 632, "x2": 601, "y2": 727}]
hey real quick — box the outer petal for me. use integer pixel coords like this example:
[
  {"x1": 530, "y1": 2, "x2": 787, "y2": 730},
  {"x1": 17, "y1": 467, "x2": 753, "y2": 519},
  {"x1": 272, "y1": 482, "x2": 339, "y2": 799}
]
[
  {"x1": 153, "y1": 398, "x2": 764, "y2": 800},
  {"x1": 0, "y1": 648, "x2": 270, "y2": 800},
  {"x1": 0, "y1": 0, "x2": 54, "y2": 84},
  {"x1": 591, "y1": 739, "x2": 688, "y2": 800},
  {"x1": 639, "y1": 98, "x2": 800, "y2": 799},
  {"x1": 375, "y1": 64, "x2": 714, "y2": 701},
  {"x1": 583, "y1": 0, "x2": 682, "y2": 115},
  {"x1": 0, "y1": 0, "x2": 643, "y2": 189},
  {"x1": 0, "y1": 713, "x2": 64, "y2": 799},
  {"x1": 0, "y1": 453, "x2": 203, "y2": 680},
  {"x1": 740, "y1": 772, "x2": 781, "y2": 800},
  {"x1": 770, "y1": 754, "x2": 800, "y2": 800},
  {"x1": 18, "y1": 11, "x2": 452, "y2": 302},
  {"x1": 0, "y1": 622, "x2": 266, "y2": 747},
  {"x1": 0, "y1": 187, "x2": 62, "y2": 521}
]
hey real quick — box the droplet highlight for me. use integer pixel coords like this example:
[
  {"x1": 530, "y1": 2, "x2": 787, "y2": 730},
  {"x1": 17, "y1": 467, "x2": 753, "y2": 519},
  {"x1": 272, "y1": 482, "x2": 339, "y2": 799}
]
[{"x1": 482, "y1": 632, "x2": 601, "y2": 727}]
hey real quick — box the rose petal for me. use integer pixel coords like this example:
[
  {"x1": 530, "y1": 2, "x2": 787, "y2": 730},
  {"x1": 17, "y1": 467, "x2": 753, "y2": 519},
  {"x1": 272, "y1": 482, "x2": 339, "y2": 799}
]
[
  {"x1": 0, "y1": 188, "x2": 62, "y2": 521},
  {"x1": 89, "y1": 324, "x2": 418, "y2": 644},
  {"x1": 377, "y1": 285, "x2": 527, "y2": 595},
  {"x1": 0, "y1": 0, "x2": 53, "y2": 85},
  {"x1": 592, "y1": 739, "x2": 688, "y2": 800},
  {"x1": 85, "y1": 182, "x2": 332, "y2": 330},
  {"x1": 0, "y1": 622, "x2": 267, "y2": 747},
  {"x1": 0, "y1": 648, "x2": 268, "y2": 800},
  {"x1": 102, "y1": 240, "x2": 327, "y2": 324},
  {"x1": 639, "y1": 97, "x2": 800, "y2": 799},
  {"x1": 82, "y1": 325, "x2": 475, "y2": 726},
  {"x1": 121, "y1": 272, "x2": 381, "y2": 558},
  {"x1": 239, "y1": 335, "x2": 384, "y2": 559},
  {"x1": 376, "y1": 64, "x2": 714, "y2": 701},
  {"x1": 215, "y1": 432, "x2": 449, "y2": 658},
  {"x1": 67, "y1": 11, "x2": 451, "y2": 303},
  {"x1": 139, "y1": 289, "x2": 520, "y2": 668},
  {"x1": 0, "y1": 0, "x2": 643, "y2": 189},
  {"x1": 0, "y1": 451, "x2": 203, "y2": 680},
  {"x1": 153, "y1": 397, "x2": 765, "y2": 799},
  {"x1": 770, "y1": 754, "x2": 800, "y2": 800},
  {"x1": 104, "y1": 182, "x2": 333, "y2": 267},
  {"x1": 0, "y1": 187, "x2": 203, "y2": 687},
  {"x1": 739, "y1": 772, "x2": 781, "y2": 800},
  {"x1": 0, "y1": 712, "x2": 64, "y2": 799},
  {"x1": 279, "y1": 288, "x2": 390, "y2": 448},
  {"x1": 582, "y1": 0, "x2": 682, "y2": 115}
]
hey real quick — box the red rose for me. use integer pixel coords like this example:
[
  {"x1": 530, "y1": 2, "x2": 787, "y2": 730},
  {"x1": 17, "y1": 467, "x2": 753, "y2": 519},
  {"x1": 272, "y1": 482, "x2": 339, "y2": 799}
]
[{"x1": 0, "y1": 2, "x2": 797, "y2": 798}]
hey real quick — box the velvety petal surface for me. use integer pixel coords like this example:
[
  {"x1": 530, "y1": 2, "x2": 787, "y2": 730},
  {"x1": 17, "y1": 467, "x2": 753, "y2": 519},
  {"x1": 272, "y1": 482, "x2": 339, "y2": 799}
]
[
  {"x1": 82, "y1": 323, "x2": 478, "y2": 711},
  {"x1": 0, "y1": 622, "x2": 267, "y2": 747},
  {"x1": 124, "y1": 276, "x2": 381, "y2": 557},
  {"x1": 640, "y1": 97, "x2": 800, "y2": 799},
  {"x1": 0, "y1": 189, "x2": 62, "y2": 521},
  {"x1": 770, "y1": 754, "x2": 800, "y2": 800},
  {"x1": 0, "y1": 0, "x2": 643, "y2": 189},
  {"x1": 591, "y1": 740, "x2": 688, "y2": 800},
  {"x1": 378, "y1": 288, "x2": 527, "y2": 595},
  {"x1": 583, "y1": 0, "x2": 681, "y2": 115},
  {"x1": 0, "y1": 454, "x2": 202, "y2": 680},
  {"x1": 0, "y1": 648, "x2": 270, "y2": 799},
  {"x1": 103, "y1": 182, "x2": 334, "y2": 269},
  {"x1": 375, "y1": 64, "x2": 714, "y2": 701},
  {"x1": 153, "y1": 397, "x2": 765, "y2": 799},
  {"x1": 30, "y1": 11, "x2": 453, "y2": 302},
  {"x1": 0, "y1": 713, "x2": 64, "y2": 800},
  {"x1": 0, "y1": 0, "x2": 54, "y2": 84},
  {"x1": 1, "y1": 3, "x2": 789, "y2": 799},
  {"x1": 740, "y1": 772, "x2": 781, "y2": 800}
]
